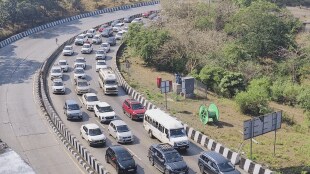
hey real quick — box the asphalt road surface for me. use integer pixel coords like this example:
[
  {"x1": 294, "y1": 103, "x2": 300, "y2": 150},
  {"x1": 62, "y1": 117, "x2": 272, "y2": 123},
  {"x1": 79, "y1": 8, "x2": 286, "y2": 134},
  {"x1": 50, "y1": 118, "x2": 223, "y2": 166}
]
[{"x1": 0, "y1": 4, "x2": 160, "y2": 174}]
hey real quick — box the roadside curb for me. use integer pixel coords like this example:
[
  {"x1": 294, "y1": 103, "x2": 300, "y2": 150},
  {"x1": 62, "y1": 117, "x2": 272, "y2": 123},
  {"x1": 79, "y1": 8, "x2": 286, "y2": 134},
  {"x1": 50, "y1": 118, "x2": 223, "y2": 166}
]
[{"x1": 113, "y1": 44, "x2": 274, "y2": 174}]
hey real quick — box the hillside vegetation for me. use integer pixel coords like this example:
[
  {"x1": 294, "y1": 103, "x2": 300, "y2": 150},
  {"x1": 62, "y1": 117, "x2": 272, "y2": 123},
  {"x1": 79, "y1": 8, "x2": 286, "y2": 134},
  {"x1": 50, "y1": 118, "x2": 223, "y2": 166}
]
[
  {"x1": 122, "y1": 0, "x2": 310, "y2": 173},
  {"x1": 0, "y1": 0, "x2": 145, "y2": 40}
]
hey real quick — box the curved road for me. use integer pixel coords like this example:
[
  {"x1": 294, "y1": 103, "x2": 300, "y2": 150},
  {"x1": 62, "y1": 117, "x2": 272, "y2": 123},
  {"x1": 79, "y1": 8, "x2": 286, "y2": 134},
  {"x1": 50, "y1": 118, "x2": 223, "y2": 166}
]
[{"x1": 0, "y1": 4, "x2": 160, "y2": 174}]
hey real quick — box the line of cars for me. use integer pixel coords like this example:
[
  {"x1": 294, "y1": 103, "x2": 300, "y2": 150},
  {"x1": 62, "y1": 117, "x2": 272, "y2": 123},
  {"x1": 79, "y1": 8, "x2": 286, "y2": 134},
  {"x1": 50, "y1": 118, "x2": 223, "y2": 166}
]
[{"x1": 49, "y1": 14, "x2": 241, "y2": 174}]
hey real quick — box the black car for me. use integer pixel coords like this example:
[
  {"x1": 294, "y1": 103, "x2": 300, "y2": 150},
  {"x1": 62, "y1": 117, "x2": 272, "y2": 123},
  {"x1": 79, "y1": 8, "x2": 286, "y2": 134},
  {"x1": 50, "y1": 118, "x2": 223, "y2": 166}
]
[
  {"x1": 101, "y1": 27, "x2": 113, "y2": 37},
  {"x1": 105, "y1": 145, "x2": 137, "y2": 174},
  {"x1": 148, "y1": 143, "x2": 189, "y2": 174},
  {"x1": 124, "y1": 15, "x2": 135, "y2": 23},
  {"x1": 198, "y1": 151, "x2": 241, "y2": 174},
  {"x1": 111, "y1": 19, "x2": 121, "y2": 27},
  {"x1": 107, "y1": 36, "x2": 116, "y2": 46}
]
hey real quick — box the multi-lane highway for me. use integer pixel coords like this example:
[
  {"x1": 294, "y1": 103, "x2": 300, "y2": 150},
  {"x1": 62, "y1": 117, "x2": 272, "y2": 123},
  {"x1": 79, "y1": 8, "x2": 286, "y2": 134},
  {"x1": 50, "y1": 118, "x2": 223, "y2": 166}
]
[
  {"x1": 47, "y1": 18, "x2": 206, "y2": 173},
  {"x1": 0, "y1": 4, "x2": 160, "y2": 173}
]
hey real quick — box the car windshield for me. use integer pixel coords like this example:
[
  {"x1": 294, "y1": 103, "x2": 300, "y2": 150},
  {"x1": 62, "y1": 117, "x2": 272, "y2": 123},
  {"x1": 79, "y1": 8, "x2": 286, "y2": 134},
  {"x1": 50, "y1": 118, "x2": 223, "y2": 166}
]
[
  {"x1": 131, "y1": 103, "x2": 144, "y2": 110},
  {"x1": 218, "y1": 161, "x2": 235, "y2": 172},
  {"x1": 106, "y1": 80, "x2": 116, "y2": 85},
  {"x1": 53, "y1": 81, "x2": 63, "y2": 86},
  {"x1": 97, "y1": 50, "x2": 105, "y2": 54},
  {"x1": 59, "y1": 61, "x2": 66, "y2": 65},
  {"x1": 101, "y1": 43, "x2": 108, "y2": 47},
  {"x1": 116, "y1": 150, "x2": 132, "y2": 161},
  {"x1": 116, "y1": 24, "x2": 122, "y2": 27},
  {"x1": 68, "y1": 104, "x2": 79, "y2": 110},
  {"x1": 108, "y1": 37, "x2": 115, "y2": 41},
  {"x1": 78, "y1": 81, "x2": 88, "y2": 87},
  {"x1": 87, "y1": 30, "x2": 93, "y2": 33},
  {"x1": 164, "y1": 152, "x2": 182, "y2": 163},
  {"x1": 52, "y1": 69, "x2": 61, "y2": 73},
  {"x1": 97, "y1": 62, "x2": 106, "y2": 65},
  {"x1": 98, "y1": 106, "x2": 113, "y2": 113},
  {"x1": 87, "y1": 96, "x2": 99, "y2": 102},
  {"x1": 75, "y1": 69, "x2": 84, "y2": 74},
  {"x1": 76, "y1": 59, "x2": 85, "y2": 62},
  {"x1": 89, "y1": 128, "x2": 102, "y2": 136},
  {"x1": 170, "y1": 128, "x2": 186, "y2": 138},
  {"x1": 94, "y1": 36, "x2": 100, "y2": 39},
  {"x1": 117, "y1": 33, "x2": 123, "y2": 36},
  {"x1": 77, "y1": 36, "x2": 84, "y2": 39},
  {"x1": 83, "y1": 45, "x2": 90, "y2": 48},
  {"x1": 116, "y1": 125, "x2": 129, "y2": 133},
  {"x1": 64, "y1": 47, "x2": 72, "y2": 50}
]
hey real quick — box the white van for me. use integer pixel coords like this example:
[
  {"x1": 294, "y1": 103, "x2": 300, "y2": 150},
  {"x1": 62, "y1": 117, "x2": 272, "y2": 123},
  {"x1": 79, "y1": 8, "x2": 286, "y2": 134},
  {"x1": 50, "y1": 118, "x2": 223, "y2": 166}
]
[
  {"x1": 98, "y1": 68, "x2": 118, "y2": 95},
  {"x1": 143, "y1": 109, "x2": 189, "y2": 150}
]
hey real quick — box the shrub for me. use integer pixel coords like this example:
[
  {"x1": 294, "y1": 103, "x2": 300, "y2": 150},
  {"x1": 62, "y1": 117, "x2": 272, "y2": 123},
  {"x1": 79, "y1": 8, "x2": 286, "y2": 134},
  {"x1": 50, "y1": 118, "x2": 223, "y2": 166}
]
[
  {"x1": 297, "y1": 86, "x2": 310, "y2": 111},
  {"x1": 219, "y1": 72, "x2": 245, "y2": 98},
  {"x1": 283, "y1": 83, "x2": 301, "y2": 106},
  {"x1": 199, "y1": 66, "x2": 226, "y2": 93},
  {"x1": 270, "y1": 79, "x2": 286, "y2": 103}
]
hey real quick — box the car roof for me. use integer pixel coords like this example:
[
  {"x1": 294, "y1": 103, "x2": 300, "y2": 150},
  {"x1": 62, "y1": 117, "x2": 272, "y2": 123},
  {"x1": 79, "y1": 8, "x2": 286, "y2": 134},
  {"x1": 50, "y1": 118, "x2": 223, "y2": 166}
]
[
  {"x1": 65, "y1": 99, "x2": 78, "y2": 105},
  {"x1": 96, "y1": 102, "x2": 111, "y2": 107},
  {"x1": 76, "y1": 78, "x2": 87, "y2": 83},
  {"x1": 125, "y1": 99, "x2": 140, "y2": 104},
  {"x1": 202, "y1": 151, "x2": 228, "y2": 164},
  {"x1": 101, "y1": 42, "x2": 109, "y2": 45},
  {"x1": 52, "y1": 66, "x2": 61, "y2": 69},
  {"x1": 76, "y1": 57, "x2": 85, "y2": 60},
  {"x1": 53, "y1": 78, "x2": 63, "y2": 82},
  {"x1": 78, "y1": 34, "x2": 86, "y2": 36},
  {"x1": 111, "y1": 120, "x2": 126, "y2": 126},
  {"x1": 59, "y1": 59, "x2": 67, "y2": 62},
  {"x1": 83, "y1": 43, "x2": 91, "y2": 46},
  {"x1": 84, "y1": 93, "x2": 97, "y2": 97},
  {"x1": 64, "y1": 45, "x2": 72, "y2": 48},
  {"x1": 153, "y1": 143, "x2": 176, "y2": 153},
  {"x1": 88, "y1": 28, "x2": 95, "y2": 31},
  {"x1": 83, "y1": 123, "x2": 99, "y2": 129},
  {"x1": 117, "y1": 31, "x2": 124, "y2": 34},
  {"x1": 109, "y1": 145, "x2": 128, "y2": 153},
  {"x1": 97, "y1": 49, "x2": 106, "y2": 52},
  {"x1": 97, "y1": 60, "x2": 106, "y2": 63},
  {"x1": 94, "y1": 34, "x2": 101, "y2": 37}
]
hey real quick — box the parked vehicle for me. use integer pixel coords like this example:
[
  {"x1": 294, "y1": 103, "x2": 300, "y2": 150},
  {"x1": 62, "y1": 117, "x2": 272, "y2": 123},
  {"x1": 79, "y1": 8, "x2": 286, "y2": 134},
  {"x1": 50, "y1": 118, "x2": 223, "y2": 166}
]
[
  {"x1": 98, "y1": 23, "x2": 110, "y2": 32},
  {"x1": 122, "y1": 99, "x2": 146, "y2": 120},
  {"x1": 124, "y1": 15, "x2": 135, "y2": 23},
  {"x1": 75, "y1": 79, "x2": 90, "y2": 95},
  {"x1": 50, "y1": 66, "x2": 63, "y2": 80},
  {"x1": 131, "y1": 18, "x2": 143, "y2": 24},
  {"x1": 113, "y1": 23, "x2": 124, "y2": 32},
  {"x1": 58, "y1": 59, "x2": 69, "y2": 72},
  {"x1": 111, "y1": 19, "x2": 121, "y2": 27},
  {"x1": 74, "y1": 34, "x2": 88, "y2": 45},
  {"x1": 148, "y1": 143, "x2": 189, "y2": 174},
  {"x1": 95, "y1": 49, "x2": 107, "y2": 60},
  {"x1": 63, "y1": 100, "x2": 82, "y2": 120},
  {"x1": 82, "y1": 93, "x2": 100, "y2": 111},
  {"x1": 81, "y1": 43, "x2": 93, "y2": 54},
  {"x1": 96, "y1": 60, "x2": 108, "y2": 72},
  {"x1": 107, "y1": 36, "x2": 116, "y2": 46},
  {"x1": 101, "y1": 27, "x2": 113, "y2": 37},
  {"x1": 62, "y1": 45, "x2": 74, "y2": 56},
  {"x1": 94, "y1": 102, "x2": 116, "y2": 123},
  {"x1": 92, "y1": 34, "x2": 102, "y2": 44},
  {"x1": 100, "y1": 42, "x2": 110, "y2": 53},
  {"x1": 115, "y1": 31, "x2": 124, "y2": 40},
  {"x1": 86, "y1": 28, "x2": 96, "y2": 38},
  {"x1": 74, "y1": 57, "x2": 86, "y2": 69},
  {"x1": 108, "y1": 120, "x2": 134, "y2": 143},
  {"x1": 144, "y1": 109, "x2": 190, "y2": 150},
  {"x1": 198, "y1": 151, "x2": 241, "y2": 174},
  {"x1": 105, "y1": 145, "x2": 137, "y2": 173},
  {"x1": 80, "y1": 123, "x2": 106, "y2": 146},
  {"x1": 142, "y1": 10, "x2": 155, "y2": 18},
  {"x1": 98, "y1": 68, "x2": 118, "y2": 95},
  {"x1": 73, "y1": 67, "x2": 86, "y2": 84}
]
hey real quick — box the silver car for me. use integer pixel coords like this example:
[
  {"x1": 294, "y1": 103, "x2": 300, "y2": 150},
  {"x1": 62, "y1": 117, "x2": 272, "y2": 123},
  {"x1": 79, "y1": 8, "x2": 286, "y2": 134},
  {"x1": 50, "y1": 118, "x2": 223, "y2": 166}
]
[{"x1": 95, "y1": 49, "x2": 107, "y2": 60}]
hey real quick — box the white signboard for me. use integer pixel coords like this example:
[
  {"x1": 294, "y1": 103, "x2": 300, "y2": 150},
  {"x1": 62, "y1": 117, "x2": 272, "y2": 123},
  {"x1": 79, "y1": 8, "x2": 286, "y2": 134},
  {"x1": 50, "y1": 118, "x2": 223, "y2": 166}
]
[{"x1": 243, "y1": 111, "x2": 282, "y2": 140}]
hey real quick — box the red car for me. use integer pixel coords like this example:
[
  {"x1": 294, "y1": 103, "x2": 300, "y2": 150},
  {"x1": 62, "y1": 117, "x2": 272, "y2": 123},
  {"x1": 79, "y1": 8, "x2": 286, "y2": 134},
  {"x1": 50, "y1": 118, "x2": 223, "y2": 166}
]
[
  {"x1": 98, "y1": 23, "x2": 109, "y2": 32},
  {"x1": 142, "y1": 11, "x2": 154, "y2": 18},
  {"x1": 122, "y1": 99, "x2": 146, "y2": 120}
]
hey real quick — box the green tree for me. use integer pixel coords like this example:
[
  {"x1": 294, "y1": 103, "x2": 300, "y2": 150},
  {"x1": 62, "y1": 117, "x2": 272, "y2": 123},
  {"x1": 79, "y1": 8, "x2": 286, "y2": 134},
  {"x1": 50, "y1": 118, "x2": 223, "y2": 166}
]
[
  {"x1": 224, "y1": 1, "x2": 299, "y2": 58},
  {"x1": 199, "y1": 66, "x2": 226, "y2": 93},
  {"x1": 219, "y1": 72, "x2": 245, "y2": 98},
  {"x1": 297, "y1": 86, "x2": 310, "y2": 111}
]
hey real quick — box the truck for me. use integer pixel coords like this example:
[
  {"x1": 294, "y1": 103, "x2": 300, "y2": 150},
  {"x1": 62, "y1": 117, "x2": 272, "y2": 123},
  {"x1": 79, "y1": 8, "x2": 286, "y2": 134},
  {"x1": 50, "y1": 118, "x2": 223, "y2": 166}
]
[{"x1": 98, "y1": 68, "x2": 118, "y2": 95}]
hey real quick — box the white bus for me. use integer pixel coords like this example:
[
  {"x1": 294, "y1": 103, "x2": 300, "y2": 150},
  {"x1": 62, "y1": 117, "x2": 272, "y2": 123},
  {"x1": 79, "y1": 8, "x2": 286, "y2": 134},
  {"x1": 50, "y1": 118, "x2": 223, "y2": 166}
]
[
  {"x1": 98, "y1": 68, "x2": 118, "y2": 95},
  {"x1": 143, "y1": 109, "x2": 189, "y2": 150}
]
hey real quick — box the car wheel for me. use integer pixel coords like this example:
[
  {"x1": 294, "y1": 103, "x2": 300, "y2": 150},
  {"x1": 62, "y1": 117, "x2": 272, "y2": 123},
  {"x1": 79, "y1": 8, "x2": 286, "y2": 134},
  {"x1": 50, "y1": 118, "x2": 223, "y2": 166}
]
[
  {"x1": 130, "y1": 114, "x2": 133, "y2": 120},
  {"x1": 105, "y1": 155, "x2": 110, "y2": 164},
  {"x1": 199, "y1": 163, "x2": 204, "y2": 174},
  {"x1": 122, "y1": 108, "x2": 126, "y2": 114},
  {"x1": 148, "y1": 130, "x2": 153, "y2": 138},
  {"x1": 88, "y1": 140, "x2": 91, "y2": 146},
  {"x1": 149, "y1": 156, "x2": 154, "y2": 166}
]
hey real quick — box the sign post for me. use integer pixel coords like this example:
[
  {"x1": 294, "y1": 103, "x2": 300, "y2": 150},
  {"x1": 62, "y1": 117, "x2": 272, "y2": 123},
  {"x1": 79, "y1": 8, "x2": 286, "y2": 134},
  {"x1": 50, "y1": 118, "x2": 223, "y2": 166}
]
[
  {"x1": 243, "y1": 111, "x2": 282, "y2": 159},
  {"x1": 160, "y1": 80, "x2": 170, "y2": 109}
]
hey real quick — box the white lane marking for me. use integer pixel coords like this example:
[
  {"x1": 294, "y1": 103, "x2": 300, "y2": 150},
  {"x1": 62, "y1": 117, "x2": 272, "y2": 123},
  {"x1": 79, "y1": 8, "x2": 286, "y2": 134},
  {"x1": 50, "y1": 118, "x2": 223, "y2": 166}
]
[
  {"x1": 126, "y1": 147, "x2": 142, "y2": 161},
  {"x1": 96, "y1": 119, "x2": 105, "y2": 129}
]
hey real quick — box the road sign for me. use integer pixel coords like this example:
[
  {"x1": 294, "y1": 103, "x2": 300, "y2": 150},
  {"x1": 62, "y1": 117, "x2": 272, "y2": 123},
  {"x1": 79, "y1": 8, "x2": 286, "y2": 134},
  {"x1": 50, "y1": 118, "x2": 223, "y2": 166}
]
[
  {"x1": 160, "y1": 81, "x2": 170, "y2": 94},
  {"x1": 243, "y1": 111, "x2": 282, "y2": 140}
]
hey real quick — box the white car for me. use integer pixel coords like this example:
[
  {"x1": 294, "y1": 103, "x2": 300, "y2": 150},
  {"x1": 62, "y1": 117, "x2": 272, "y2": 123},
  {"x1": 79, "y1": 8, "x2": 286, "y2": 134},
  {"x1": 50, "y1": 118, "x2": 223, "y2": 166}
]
[
  {"x1": 51, "y1": 78, "x2": 65, "y2": 94},
  {"x1": 95, "y1": 49, "x2": 107, "y2": 60},
  {"x1": 74, "y1": 57, "x2": 86, "y2": 69},
  {"x1": 58, "y1": 60, "x2": 69, "y2": 72},
  {"x1": 50, "y1": 66, "x2": 63, "y2": 80},
  {"x1": 80, "y1": 124, "x2": 106, "y2": 146},
  {"x1": 92, "y1": 34, "x2": 102, "y2": 44},
  {"x1": 94, "y1": 102, "x2": 116, "y2": 123},
  {"x1": 115, "y1": 31, "x2": 124, "y2": 40},
  {"x1": 82, "y1": 93, "x2": 100, "y2": 111},
  {"x1": 62, "y1": 45, "x2": 74, "y2": 56},
  {"x1": 75, "y1": 79, "x2": 90, "y2": 95},
  {"x1": 75, "y1": 34, "x2": 88, "y2": 45},
  {"x1": 122, "y1": 27, "x2": 129, "y2": 33},
  {"x1": 108, "y1": 120, "x2": 134, "y2": 143},
  {"x1": 100, "y1": 42, "x2": 110, "y2": 53},
  {"x1": 86, "y1": 28, "x2": 96, "y2": 38},
  {"x1": 96, "y1": 60, "x2": 108, "y2": 72},
  {"x1": 112, "y1": 23, "x2": 124, "y2": 32},
  {"x1": 81, "y1": 43, "x2": 93, "y2": 54},
  {"x1": 131, "y1": 18, "x2": 143, "y2": 24},
  {"x1": 73, "y1": 67, "x2": 86, "y2": 81}
]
